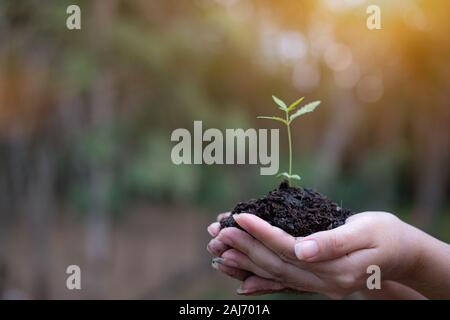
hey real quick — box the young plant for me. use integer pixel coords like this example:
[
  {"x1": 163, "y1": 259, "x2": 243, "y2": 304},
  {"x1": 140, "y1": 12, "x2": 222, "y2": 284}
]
[{"x1": 258, "y1": 95, "x2": 320, "y2": 184}]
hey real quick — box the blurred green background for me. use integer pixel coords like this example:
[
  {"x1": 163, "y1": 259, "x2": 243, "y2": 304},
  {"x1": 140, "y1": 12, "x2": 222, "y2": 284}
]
[{"x1": 0, "y1": 0, "x2": 449, "y2": 299}]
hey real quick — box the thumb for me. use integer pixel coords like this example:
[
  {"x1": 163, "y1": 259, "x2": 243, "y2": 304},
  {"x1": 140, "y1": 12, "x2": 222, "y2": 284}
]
[{"x1": 294, "y1": 217, "x2": 373, "y2": 262}]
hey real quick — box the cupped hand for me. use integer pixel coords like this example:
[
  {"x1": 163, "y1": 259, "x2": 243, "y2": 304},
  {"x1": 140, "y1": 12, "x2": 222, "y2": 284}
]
[{"x1": 208, "y1": 211, "x2": 424, "y2": 299}]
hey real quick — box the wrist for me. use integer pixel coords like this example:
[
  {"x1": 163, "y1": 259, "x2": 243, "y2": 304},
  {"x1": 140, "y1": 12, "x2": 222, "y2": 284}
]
[
  {"x1": 395, "y1": 223, "x2": 450, "y2": 299},
  {"x1": 389, "y1": 220, "x2": 426, "y2": 283},
  {"x1": 382, "y1": 218, "x2": 425, "y2": 283}
]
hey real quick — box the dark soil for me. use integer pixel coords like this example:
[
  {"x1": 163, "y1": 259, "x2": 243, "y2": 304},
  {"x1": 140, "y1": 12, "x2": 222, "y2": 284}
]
[{"x1": 220, "y1": 181, "x2": 354, "y2": 237}]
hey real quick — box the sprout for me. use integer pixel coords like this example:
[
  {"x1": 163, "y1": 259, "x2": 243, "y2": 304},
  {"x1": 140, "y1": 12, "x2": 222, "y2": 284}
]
[{"x1": 258, "y1": 95, "x2": 320, "y2": 184}]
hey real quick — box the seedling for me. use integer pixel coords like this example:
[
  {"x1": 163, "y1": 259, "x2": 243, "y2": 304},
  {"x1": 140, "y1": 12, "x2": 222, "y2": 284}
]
[
  {"x1": 258, "y1": 95, "x2": 320, "y2": 184},
  {"x1": 221, "y1": 95, "x2": 353, "y2": 239}
]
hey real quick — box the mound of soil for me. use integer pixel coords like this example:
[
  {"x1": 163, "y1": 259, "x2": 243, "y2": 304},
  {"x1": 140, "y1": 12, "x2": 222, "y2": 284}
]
[{"x1": 220, "y1": 181, "x2": 354, "y2": 237}]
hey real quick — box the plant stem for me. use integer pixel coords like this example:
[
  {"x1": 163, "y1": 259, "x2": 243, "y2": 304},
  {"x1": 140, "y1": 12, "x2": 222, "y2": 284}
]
[{"x1": 285, "y1": 112, "x2": 292, "y2": 180}]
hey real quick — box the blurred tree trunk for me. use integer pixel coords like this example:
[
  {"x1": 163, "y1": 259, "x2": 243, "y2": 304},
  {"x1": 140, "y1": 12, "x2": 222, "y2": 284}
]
[
  {"x1": 412, "y1": 98, "x2": 449, "y2": 230},
  {"x1": 0, "y1": 174, "x2": 7, "y2": 298},
  {"x1": 15, "y1": 33, "x2": 57, "y2": 298},
  {"x1": 84, "y1": 73, "x2": 115, "y2": 298},
  {"x1": 26, "y1": 142, "x2": 56, "y2": 299},
  {"x1": 0, "y1": 2, "x2": 12, "y2": 299},
  {"x1": 315, "y1": 90, "x2": 361, "y2": 188},
  {"x1": 83, "y1": 0, "x2": 118, "y2": 298},
  {"x1": 2, "y1": 129, "x2": 30, "y2": 298},
  {"x1": 0, "y1": 134, "x2": 17, "y2": 298},
  {"x1": 7, "y1": 128, "x2": 56, "y2": 300}
]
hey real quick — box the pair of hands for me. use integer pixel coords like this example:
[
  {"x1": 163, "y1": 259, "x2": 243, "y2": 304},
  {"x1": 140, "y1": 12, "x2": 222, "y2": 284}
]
[{"x1": 207, "y1": 211, "x2": 434, "y2": 299}]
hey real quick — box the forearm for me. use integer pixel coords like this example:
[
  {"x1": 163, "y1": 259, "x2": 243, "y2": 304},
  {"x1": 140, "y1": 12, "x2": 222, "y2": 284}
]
[{"x1": 399, "y1": 225, "x2": 450, "y2": 299}]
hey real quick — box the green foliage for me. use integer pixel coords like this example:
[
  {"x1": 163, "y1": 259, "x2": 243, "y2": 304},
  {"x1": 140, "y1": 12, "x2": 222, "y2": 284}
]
[
  {"x1": 272, "y1": 95, "x2": 288, "y2": 111},
  {"x1": 277, "y1": 172, "x2": 301, "y2": 181},
  {"x1": 256, "y1": 116, "x2": 287, "y2": 125},
  {"x1": 258, "y1": 95, "x2": 320, "y2": 184},
  {"x1": 289, "y1": 101, "x2": 321, "y2": 122},
  {"x1": 3, "y1": 0, "x2": 448, "y2": 229},
  {"x1": 288, "y1": 97, "x2": 305, "y2": 111},
  {"x1": 287, "y1": 97, "x2": 305, "y2": 112}
]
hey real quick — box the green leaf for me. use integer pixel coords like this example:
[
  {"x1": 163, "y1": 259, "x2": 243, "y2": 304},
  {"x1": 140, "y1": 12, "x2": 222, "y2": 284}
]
[
  {"x1": 287, "y1": 97, "x2": 305, "y2": 112},
  {"x1": 277, "y1": 172, "x2": 291, "y2": 179},
  {"x1": 272, "y1": 95, "x2": 288, "y2": 111},
  {"x1": 277, "y1": 172, "x2": 302, "y2": 181},
  {"x1": 257, "y1": 116, "x2": 287, "y2": 125},
  {"x1": 289, "y1": 100, "x2": 321, "y2": 122}
]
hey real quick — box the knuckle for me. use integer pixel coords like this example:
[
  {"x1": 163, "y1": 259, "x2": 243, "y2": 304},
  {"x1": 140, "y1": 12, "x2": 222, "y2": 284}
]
[
  {"x1": 379, "y1": 212, "x2": 399, "y2": 225},
  {"x1": 217, "y1": 228, "x2": 237, "y2": 246},
  {"x1": 278, "y1": 247, "x2": 295, "y2": 262},
  {"x1": 330, "y1": 232, "x2": 346, "y2": 252},
  {"x1": 268, "y1": 261, "x2": 287, "y2": 281},
  {"x1": 363, "y1": 211, "x2": 398, "y2": 227},
  {"x1": 222, "y1": 249, "x2": 236, "y2": 259},
  {"x1": 358, "y1": 214, "x2": 376, "y2": 225},
  {"x1": 222, "y1": 249, "x2": 241, "y2": 266},
  {"x1": 335, "y1": 274, "x2": 357, "y2": 290},
  {"x1": 206, "y1": 242, "x2": 214, "y2": 254},
  {"x1": 223, "y1": 267, "x2": 244, "y2": 280},
  {"x1": 268, "y1": 268, "x2": 283, "y2": 281},
  {"x1": 207, "y1": 240, "x2": 220, "y2": 256}
]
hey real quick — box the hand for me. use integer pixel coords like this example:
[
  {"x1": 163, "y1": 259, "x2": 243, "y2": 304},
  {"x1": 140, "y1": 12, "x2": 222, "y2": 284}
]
[
  {"x1": 207, "y1": 212, "x2": 253, "y2": 282},
  {"x1": 208, "y1": 211, "x2": 448, "y2": 299},
  {"x1": 207, "y1": 213, "x2": 294, "y2": 295}
]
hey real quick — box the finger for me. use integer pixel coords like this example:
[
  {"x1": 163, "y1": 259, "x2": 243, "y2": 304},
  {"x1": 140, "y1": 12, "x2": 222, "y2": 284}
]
[
  {"x1": 217, "y1": 227, "x2": 322, "y2": 291},
  {"x1": 211, "y1": 260, "x2": 250, "y2": 281},
  {"x1": 294, "y1": 218, "x2": 374, "y2": 262},
  {"x1": 233, "y1": 213, "x2": 298, "y2": 261},
  {"x1": 237, "y1": 275, "x2": 285, "y2": 295},
  {"x1": 221, "y1": 249, "x2": 274, "y2": 280},
  {"x1": 217, "y1": 212, "x2": 231, "y2": 222},
  {"x1": 207, "y1": 222, "x2": 221, "y2": 237},
  {"x1": 208, "y1": 212, "x2": 231, "y2": 237},
  {"x1": 207, "y1": 238, "x2": 229, "y2": 257},
  {"x1": 298, "y1": 247, "x2": 373, "y2": 276},
  {"x1": 217, "y1": 227, "x2": 286, "y2": 278}
]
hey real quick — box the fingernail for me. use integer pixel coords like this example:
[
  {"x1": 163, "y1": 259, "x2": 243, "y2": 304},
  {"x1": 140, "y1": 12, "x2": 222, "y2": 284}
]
[
  {"x1": 236, "y1": 288, "x2": 248, "y2": 295},
  {"x1": 212, "y1": 257, "x2": 224, "y2": 265},
  {"x1": 295, "y1": 240, "x2": 319, "y2": 260},
  {"x1": 207, "y1": 223, "x2": 218, "y2": 237},
  {"x1": 209, "y1": 239, "x2": 220, "y2": 253},
  {"x1": 222, "y1": 258, "x2": 238, "y2": 268},
  {"x1": 233, "y1": 214, "x2": 248, "y2": 226}
]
